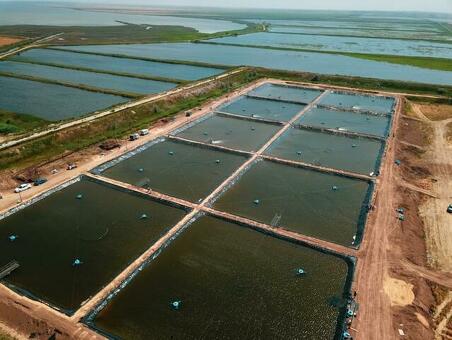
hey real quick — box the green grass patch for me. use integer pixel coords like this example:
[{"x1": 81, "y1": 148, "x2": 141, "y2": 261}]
[
  {"x1": 0, "y1": 22, "x2": 264, "y2": 46},
  {"x1": 0, "y1": 109, "x2": 47, "y2": 135},
  {"x1": 343, "y1": 53, "x2": 452, "y2": 72}
]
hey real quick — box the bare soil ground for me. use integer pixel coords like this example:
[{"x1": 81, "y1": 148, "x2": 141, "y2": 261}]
[
  {"x1": 352, "y1": 99, "x2": 452, "y2": 340},
  {"x1": 0, "y1": 37, "x2": 22, "y2": 47}
]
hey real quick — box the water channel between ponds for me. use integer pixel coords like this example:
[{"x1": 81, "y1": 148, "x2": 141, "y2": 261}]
[
  {"x1": 0, "y1": 177, "x2": 188, "y2": 313},
  {"x1": 89, "y1": 215, "x2": 353, "y2": 340}
]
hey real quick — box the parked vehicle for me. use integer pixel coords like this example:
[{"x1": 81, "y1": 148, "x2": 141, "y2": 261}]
[
  {"x1": 447, "y1": 204, "x2": 452, "y2": 214},
  {"x1": 34, "y1": 178, "x2": 48, "y2": 186},
  {"x1": 67, "y1": 163, "x2": 77, "y2": 170},
  {"x1": 14, "y1": 183, "x2": 32, "y2": 193},
  {"x1": 139, "y1": 129, "x2": 149, "y2": 136},
  {"x1": 129, "y1": 133, "x2": 140, "y2": 141}
]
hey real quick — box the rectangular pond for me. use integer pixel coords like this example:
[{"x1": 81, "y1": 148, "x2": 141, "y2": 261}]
[
  {"x1": 55, "y1": 43, "x2": 452, "y2": 86},
  {"x1": 173, "y1": 114, "x2": 280, "y2": 152},
  {"x1": 219, "y1": 96, "x2": 305, "y2": 122},
  {"x1": 296, "y1": 107, "x2": 391, "y2": 138},
  {"x1": 319, "y1": 91, "x2": 395, "y2": 115},
  {"x1": 97, "y1": 139, "x2": 248, "y2": 203},
  {"x1": 88, "y1": 215, "x2": 352, "y2": 339},
  {"x1": 0, "y1": 177, "x2": 187, "y2": 313},
  {"x1": 0, "y1": 61, "x2": 177, "y2": 95},
  {"x1": 12, "y1": 48, "x2": 224, "y2": 82},
  {"x1": 0, "y1": 75, "x2": 126, "y2": 121},
  {"x1": 213, "y1": 160, "x2": 372, "y2": 246},
  {"x1": 248, "y1": 83, "x2": 323, "y2": 104},
  {"x1": 265, "y1": 127, "x2": 385, "y2": 175},
  {"x1": 209, "y1": 32, "x2": 452, "y2": 58}
]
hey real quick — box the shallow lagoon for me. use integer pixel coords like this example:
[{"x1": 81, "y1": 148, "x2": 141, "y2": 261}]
[
  {"x1": 57, "y1": 43, "x2": 452, "y2": 86},
  {"x1": 0, "y1": 61, "x2": 177, "y2": 95},
  {"x1": 0, "y1": 75, "x2": 126, "y2": 121},
  {"x1": 91, "y1": 215, "x2": 351, "y2": 339}
]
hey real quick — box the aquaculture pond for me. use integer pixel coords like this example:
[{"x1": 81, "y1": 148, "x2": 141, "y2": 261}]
[
  {"x1": 265, "y1": 127, "x2": 384, "y2": 175},
  {"x1": 90, "y1": 215, "x2": 351, "y2": 339},
  {"x1": 98, "y1": 139, "x2": 248, "y2": 203},
  {"x1": 214, "y1": 160, "x2": 371, "y2": 246},
  {"x1": 0, "y1": 61, "x2": 177, "y2": 95},
  {"x1": 248, "y1": 83, "x2": 323, "y2": 104},
  {"x1": 0, "y1": 75, "x2": 126, "y2": 121},
  {"x1": 0, "y1": 178, "x2": 187, "y2": 313},
  {"x1": 297, "y1": 107, "x2": 391, "y2": 138},
  {"x1": 219, "y1": 96, "x2": 305, "y2": 122},
  {"x1": 209, "y1": 32, "x2": 452, "y2": 58},
  {"x1": 174, "y1": 114, "x2": 280, "y2": 152},
  {"x1": 57, "y1": 43, "x2": 452, "y2": 86},
  {"x1": 319, "y1": 92, "x2": 395, "y2": 114},
  {"x1": 12, "y1": 49, "x2": 224, "y2": 82}
]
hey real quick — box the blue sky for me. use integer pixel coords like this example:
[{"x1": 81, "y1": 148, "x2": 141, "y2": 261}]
[{"x1": 2, "y1": 0, "x2": 452, "y2": 13}]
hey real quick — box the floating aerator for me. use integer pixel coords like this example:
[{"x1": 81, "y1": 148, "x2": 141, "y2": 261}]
[
  {"x1": 140, "y1": 213, "x2": 148, "y2": 220},
  {"x1": 215, "y1": 159, "x2": 221, "y2": 164},
  {"x1": 297, "y1": 151, "x2": 302, "y2": 156},
  {"x1": 171, "y1": 300, "x2": 181, "y2": 310},
  {"x1": 332, "y1": 186, "x2": 338, "y2": 191},
  {"x1": 296, "y1": 268, "x2": 306, "y2": 275},
  {"x1": 253, "y1": 199, "x2": 260, "y2": 205},
  {"x1": 73, "y1": 259, "x2": 82, "y2": 267},
  {"x1": 76, "y1": 194, "x2": 83, "y2": 199},
  {"x1": 138, "y1": 168, "x2": 144, "y2": 172},
  {"x1": 169, "y1": 151, "x2": 174, "y2": 156},
  {"x1": 8, "y1": 235, "x2": 17, "y2": 242},
  {"x1": 352, "y1": 144, "x2": 357, "y2": 148}
]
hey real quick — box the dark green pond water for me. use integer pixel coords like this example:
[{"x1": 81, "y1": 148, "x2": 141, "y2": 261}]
[
  {"x1": 297, "y1": 107, "x2": 391, "y2": 138},
  {"x1": 214, "y1": 160, "x2": 371, "y2": 246},
  {"x1": 0, "y1": 75, "x2": 126, "y2": 121},
  {"x1": 100, "y1": 140, "x2": 248, "y2": 203},
  {"x1": 265, "y1": 128, "x2": 384, "y2": 175},
  {"x1": 175, "y1": 114, "x2": 280, "y2": 152},
  {"x1": 219, "y1": 96, "x2": 305, "y2": 122},
  {"x1": 248, "y1": 83, "x2": 323, "y2": 104},
  {"x1": 92, "y1": 215, "x2": 351, "y2": 339},
  {"x1": 0, "y1": 178, "x2": 187, "y2": 313}
]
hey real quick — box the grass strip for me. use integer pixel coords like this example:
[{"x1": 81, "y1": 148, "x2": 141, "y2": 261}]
[
  {"x1": 0, "y1": 109, "x2": 48, "y2": 135},
  {"x1": 0, "y1": 71, "x2": 139, "y2": 98}
]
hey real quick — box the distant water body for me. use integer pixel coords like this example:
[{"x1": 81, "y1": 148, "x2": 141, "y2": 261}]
[{"x1": 0, "y1": 2, "x2": 244, "y2": 33}]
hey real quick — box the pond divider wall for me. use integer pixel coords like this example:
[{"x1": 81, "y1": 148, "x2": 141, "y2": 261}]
[
  {"x1": 293, "y1": 123, "x2": 387, "y2": 142},
  {"x1": 82, "y1": 211, "x2": 204, "y2": 337},
  {"x1": 215, "y1": 110, "x2": 285, "y2": 125},
  {"x1": 245, "y1": 93, "x2": 311, "y2": 106},
  {"x1": 168, "y1": 135, "x2": 253, "y2": 157}
]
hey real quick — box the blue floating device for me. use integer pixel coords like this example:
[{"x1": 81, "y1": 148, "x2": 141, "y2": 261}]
[{"x1": 171, "y1": 300, "x2": 181, "y2": 310}]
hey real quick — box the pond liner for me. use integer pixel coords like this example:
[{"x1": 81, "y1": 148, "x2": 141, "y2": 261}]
[
  {"x1": 82, "y1": 211, "x2": 203, "y2": 339},
  {"x1": 0, "y1": 175, "x2": 190, "y2": 317},
  {"x1": 201, "y1": 210, "x2": 357, "y2": 340},
  {"x1": 315, "y1": 103, "x2": 391, "y2": 118}
]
